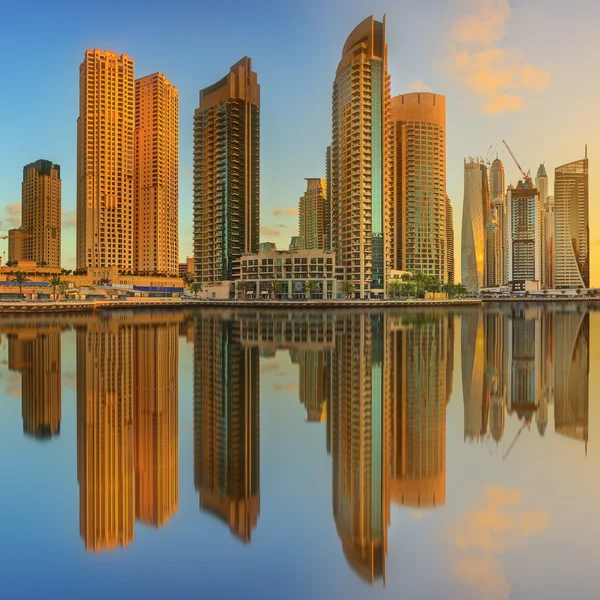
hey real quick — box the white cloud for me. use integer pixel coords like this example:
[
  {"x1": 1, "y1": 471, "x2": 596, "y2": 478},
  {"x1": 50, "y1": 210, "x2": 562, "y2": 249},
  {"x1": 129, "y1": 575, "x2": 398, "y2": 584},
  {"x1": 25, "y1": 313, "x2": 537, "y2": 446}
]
[{"x1": 408, "y1": 80, "x2": 433, "y2": 93}]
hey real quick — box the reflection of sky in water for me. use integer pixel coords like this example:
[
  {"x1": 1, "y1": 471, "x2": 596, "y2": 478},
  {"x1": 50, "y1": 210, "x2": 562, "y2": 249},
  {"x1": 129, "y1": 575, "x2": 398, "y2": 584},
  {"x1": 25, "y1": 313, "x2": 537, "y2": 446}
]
[{"x1": 0, "y1": 306, "x2": 597, "y2": 600}]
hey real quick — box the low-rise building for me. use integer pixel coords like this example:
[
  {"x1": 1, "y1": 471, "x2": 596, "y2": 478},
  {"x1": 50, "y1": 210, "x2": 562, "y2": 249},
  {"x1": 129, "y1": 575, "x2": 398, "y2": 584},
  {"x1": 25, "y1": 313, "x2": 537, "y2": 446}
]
[{"x1": 233, "y1": 248, "x2": 339, "y2": 299}]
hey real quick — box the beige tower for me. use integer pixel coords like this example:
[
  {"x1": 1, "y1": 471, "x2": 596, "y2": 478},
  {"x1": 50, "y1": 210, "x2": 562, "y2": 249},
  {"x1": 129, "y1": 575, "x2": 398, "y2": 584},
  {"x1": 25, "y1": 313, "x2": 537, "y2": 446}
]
[
  {"x1": 446, "y1": 196, "x2": 455, "y2": 283},
  {"x1": 332, "y1": 16, "x2": 392, "y2": 299},
  {"x1": 134, "y1": 73, "x2": 179, "y2": 276},
  {"x1": 77, "y1": 49, "x2": 135, "y2": 271},
  {"x1": 299, "y1": 178, "x2": 327, "y2": 250},
  {"x1": 21, "y1": 160, "x2": 61, "y2": 268},
  {"x1": 391, "y1": 93, "x2": 447, "y2": 282}
]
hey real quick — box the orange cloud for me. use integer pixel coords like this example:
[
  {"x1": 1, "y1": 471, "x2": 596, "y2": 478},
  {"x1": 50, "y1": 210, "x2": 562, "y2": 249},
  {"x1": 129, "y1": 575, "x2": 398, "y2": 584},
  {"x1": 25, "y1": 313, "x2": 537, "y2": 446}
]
[
  {"x1": 273, "y1": 208, "x2": 282, "y2": 216},
  {"x1": 284, "y1": 208, "x2": 299, "y2": 216},
  {"x1": 260, "y1": 226, "x2": 280, "y2": 238}
]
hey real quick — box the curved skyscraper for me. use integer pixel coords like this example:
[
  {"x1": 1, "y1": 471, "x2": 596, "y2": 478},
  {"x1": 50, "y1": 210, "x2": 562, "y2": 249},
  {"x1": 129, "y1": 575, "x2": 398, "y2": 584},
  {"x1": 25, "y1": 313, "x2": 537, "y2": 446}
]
[
  {"x1": 461, "y1": 159, "x2": 489, "y2": 291},
  {"x1": 331, "y1": 16, "x2": 392, "y2": 299},
  {"x1": 554, "y1": 158, "x2": 589, "y2": 288}
]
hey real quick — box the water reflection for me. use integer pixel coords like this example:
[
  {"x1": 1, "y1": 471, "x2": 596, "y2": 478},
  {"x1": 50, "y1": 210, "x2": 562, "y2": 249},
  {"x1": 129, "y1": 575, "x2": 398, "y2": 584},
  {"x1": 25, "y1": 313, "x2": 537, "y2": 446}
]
[{"x1": 0, "y1": 304, "x2": 592, "y2": 591}]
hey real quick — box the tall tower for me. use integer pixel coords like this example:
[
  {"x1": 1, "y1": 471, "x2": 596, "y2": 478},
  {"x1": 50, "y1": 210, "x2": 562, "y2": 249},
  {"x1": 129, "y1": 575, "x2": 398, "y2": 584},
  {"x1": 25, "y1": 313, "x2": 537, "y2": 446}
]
[
  {"x1": 77, "y1": 49, "x2": 135, "y2": 271},
  {"x1": 544, "y1": 196, "x2": 555, "y2": 289},
  {"x1": 325, "y1": 146, "x2": 332, "y2": 250},
  {"x1": 490, "y1": 157, "x2": 507, "y2": 284},
  {"x1": 21, "y1": 160, "x2": 61, "y2": 268},
  {"x1": 299, "y1": 178, "x2": 327, "y2": 250},
  {"x1": 485, "y1": 208, "x2": 502, "y2": 287},
  {"x1": 134, "y1": 73, "x2": 179, "y2": 276},
  {"x1": 554, "y1": 157, "x2": 589, "y2": 288},
  {"x1": 446, "y1": 197, "x2": 455, "y2": 284},
  {"x1": 193, "y1": 57, "x2": 260, "y2": 284},
  {"x1": 536, "y1": 164, "x2": 549, "y2": 287},
  {"x1": 331, "y1": 16, "x2": 392, "y2": 299},
  {"x1": 461, "y1": 159, "x2": 489, "y2": 291},
  {"x1": 390, "y1": 93, "x2": 447, "y2": 282},
  {"x1": 507, "y1": 181, "x2": 541, "y2": 290}
]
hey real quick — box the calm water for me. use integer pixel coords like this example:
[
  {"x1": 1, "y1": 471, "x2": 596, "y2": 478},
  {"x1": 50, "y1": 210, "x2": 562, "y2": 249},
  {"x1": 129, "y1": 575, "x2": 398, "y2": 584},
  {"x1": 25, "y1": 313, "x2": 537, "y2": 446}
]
[{"x1": 0, "y1": 305, "x2": 597, "y2": 599}]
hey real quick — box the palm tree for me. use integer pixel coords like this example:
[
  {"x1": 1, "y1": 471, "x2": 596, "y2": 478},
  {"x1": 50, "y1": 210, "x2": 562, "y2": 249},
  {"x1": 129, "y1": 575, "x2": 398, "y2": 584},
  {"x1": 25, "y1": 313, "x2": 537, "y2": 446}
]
[
  {"x1": 11, "y1": 271, "x2": 29, "y2": 299},
  {"x1": 182, "y1": 272, "x2": 194, "y2": 286},
  {"x1": 340, "y1": 280, "x2": 355, "y2": 299},
  {"x1": 59, "y1": 279, "x2": 71, "y2": 299},
  {"x1": 412, "y1": 272, "x2": 427, "y2": 298},
  {"x1": 442, "y1": 282, "x2": 456, "y2": 298},
  {"x1": 237, "y1": 281, "x2": 250, "y2": 299},
  {"x1": 387, "y1": 280, "x2": 402, "y2": 299},
  {"x1": 455, "y1": 283, "x2": 468, "y2": 298},
  {"x1": 265, "y1": 280, "x2": 277, "y2": 299},
  {"x1": 48, "y1": 275, "x2": 62, "y2": 298},
  {"x1": 304, "y1": 280, "x2": 320, "y2": 299},
  {"x1": 190, "y1": 282, "x2": 203, "y2": 297},
  {"x1": 576, "y1": 286, "x2": 582, "y2": 296},
  {"x1": 399, "y1": 282, "x2": 415, "y2": 298}
]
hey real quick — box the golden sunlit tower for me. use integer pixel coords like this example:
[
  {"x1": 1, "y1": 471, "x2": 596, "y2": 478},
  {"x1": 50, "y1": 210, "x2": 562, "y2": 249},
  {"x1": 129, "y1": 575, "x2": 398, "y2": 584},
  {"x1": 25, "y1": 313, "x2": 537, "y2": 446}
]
[
  {"x1": 332, "y1": 16, "x2": 392, "y2": 299},
  {"x1": 462, "y1": 159, "x2": 490, "y2": 291},
  {"x1": 331, "y1": 314, "x2": 391, "y2": 584},
  {"x1": 193, "y1": 57, "x2": 260, "y2": 284},
  {"x1": 134, "y1": 322, "x2": 179, "y2": 527},
  {"x1": 490, "y1": 157, "x2": 507, "y2": 284},
  {"x1": 134, "y1": 73, "x2": 179, "y2": 276},
  {"x1": 543, "y1": 196, "x2": 555, "y2": 289},
  {"x1": 194, "y1": 316, "x2": 260, "y2": 543},
  {"x1": 325, "y1": 146, "x2": 333, "y2": 250},
  {"x1": 485, "y1": 209, "x2": 502, "y2": 287},
  {"x1": 21, "y1": 160, "x2": 61, "y2": 268},
  {"x1": 299, "y1": 178, "x2": 327, "y2": 250},
  {"x1": 77, "y1": 317, "x2": 135, "y2": 552},
  {"x1": 554, "y1": 157, "x2": 589, "y2": 288},
  {"x1": 390, "y1": 313, "x2": 449, "y2": 509},
  {"x1": 485, "y1": 313, "x2": 508, "y2": 443},
  {"x1": 461, "y1": 312, "x2": 489, "y2": 441},
  {"x1": 77, "y1": 49, "x2": 135, "y2": 271},
  {"x1": 554, "y1": 310, "x2": 589, "y2": 448},
  {"x1": 391, "y1": 93, "x2": 447, "y2": 282},
  {"x1": 446, "y1": 197, "x2": 455, "y2": 283},
  {"x1": 8, "y1": 329, "x2": 61, "y2": 439},
  {"x1": 536, "y1": 164, "x2": 550, "y2": 288}
]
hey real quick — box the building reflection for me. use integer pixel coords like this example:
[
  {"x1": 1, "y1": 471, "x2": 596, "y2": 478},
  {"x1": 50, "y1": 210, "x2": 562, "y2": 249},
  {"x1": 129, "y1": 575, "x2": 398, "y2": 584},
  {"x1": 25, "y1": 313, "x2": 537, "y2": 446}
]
[
  {"x1": 194, "y1": 314, "x2": 260, "y2": 544},
  {"x1": 77, "y1": 312, "x2": 182, "y2": 552},
  {"x1": 291, "y1": 349, "x2": 329, "y2": 422},
  {"x1": 390, "y1": 312, "x2": 452, "y2": 509},
  {"x1": 462, "y1": 312, "x2": 487, "y2": 441},
  {"x1": 330, "y1": 314, "x2": 391, "y2": 584},
  {"x1": 7, "y1": 328, "x2": 61, "y2": 439}
]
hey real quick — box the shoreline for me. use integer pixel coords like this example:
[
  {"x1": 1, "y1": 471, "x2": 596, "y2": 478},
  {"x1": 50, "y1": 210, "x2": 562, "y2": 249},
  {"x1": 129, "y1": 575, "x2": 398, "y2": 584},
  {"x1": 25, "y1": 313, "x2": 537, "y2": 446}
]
[{"x1": 0, "y1": 296, "x2": 596, "y2": 314}]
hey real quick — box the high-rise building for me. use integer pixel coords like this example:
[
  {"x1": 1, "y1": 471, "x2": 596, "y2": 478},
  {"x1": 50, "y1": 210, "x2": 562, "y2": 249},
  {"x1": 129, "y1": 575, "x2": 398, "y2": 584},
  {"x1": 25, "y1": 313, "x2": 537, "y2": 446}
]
[
  {"x1": 21, "y1": 160, "x2": 61, "y2": 268},
  {"x1": 543, "y1": 196, "x2": 555, "y2": 289},
  {"x1": 77, "y1": 317, "x2": 135, "y2": 552},
  {"x1": 194, "y1": 315, "x2": 260, "y2": 543},
  {"x1": 134, "y1": 322, "x2": 179, "y2": 527},
  {"x1": 331, "y1": 16, "x2": 392, "y2": 299},
  {"x1": 461, "y1": 159, "x2": 490, "y2": 291},
  {"x1": 299, "y1": 178, "x2": 327, "y2": 250},
  {"x1": 8, "y1": 229, "x2": 23, "y2": 263},
  {"x1": 193, "y1": 57, "x2": 260, "y2": 284},
  {"x1": 485, "y1": 209, "x2": 502, "y2": 287},
  {"x1": 554, "y1": 157, "x2": 589, "y2": 288},
  {"x1": 325, "y1": 146, "x2": 332, "y2": 250},
  {"x1": 490, "y1": 157, "x2": 507, "y2": 284},
  {"x1": 134, "y1": 73, "x2": 179, "y2": 276},
  {"x1": 446, "y1": 196, "x2": 455, "y2": 283},
  {"x1": 536, "y1": 164, "x2": 549, "y2": 287},
  {"x1": 77, "y1": 49, "x2": 135, "y2": 271},
  {"x1": 507, "y1": 181, "x2": 541, "y2": 289},
  {"x1": 295, "y1": 350, "x2": 328, "y2": 422},
  {"x1": 391, "y1": 93, "x2": 447, "y2": 282},
  {"x1": 485, "y1": 312, "x2": 508, "y2": 443}
]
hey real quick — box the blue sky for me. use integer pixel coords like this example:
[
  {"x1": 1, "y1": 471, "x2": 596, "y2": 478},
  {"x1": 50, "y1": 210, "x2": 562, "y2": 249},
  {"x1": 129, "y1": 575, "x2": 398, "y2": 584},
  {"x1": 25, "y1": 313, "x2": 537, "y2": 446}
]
[{"x1": 1, "y1": 0, "x2": 599, "y2": 280}]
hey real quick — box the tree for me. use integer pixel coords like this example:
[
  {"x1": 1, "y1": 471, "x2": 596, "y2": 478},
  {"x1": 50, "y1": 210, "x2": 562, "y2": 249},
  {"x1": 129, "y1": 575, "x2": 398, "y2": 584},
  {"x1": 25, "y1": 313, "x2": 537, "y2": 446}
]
[
  {"x1": 340, "y1": 280, "x2": 355, "y2": 299},
  {"x1": 265, "y1": 280, "x2": 277, "y2": 299},
  {"x1": 442, "y1": 282, "x2": 456, "y2": 298},
  {"x1": 455, "y1": 283, "x2": 468, "y2": 298},
  {"x1": 576, "y1": 286, "x2": 582, "y2": 296},
  {"x1": 11, "y1": 271, "x2": 29, "y2": 299},
  {"x1": 182, "y1": 272, "x2": 194, "y2": 286},
  {"x1": 59, "y1": 280, "x2": 71, "y2": 298},
  {"x1": 304, "y1": 280, "x2": 320, "y2": 299},
  {"x1": 399, "y1": 282, "x2": 415, "y2": 298},
  {"x1": 237, "y1": 281, "x2": 250, "y2": 299},
  {"x1": 387, "y1": 279, "x2": 403, "y2": 299},
  {"x1": 411, "y1": 272, "x2": 427, "y2": 298},
  {"x1": 48, "y1": 275, "x2": 62, "y2": 298},
  {"x1": 190, "y1": 282, "x2": 203, "y2": 297}
]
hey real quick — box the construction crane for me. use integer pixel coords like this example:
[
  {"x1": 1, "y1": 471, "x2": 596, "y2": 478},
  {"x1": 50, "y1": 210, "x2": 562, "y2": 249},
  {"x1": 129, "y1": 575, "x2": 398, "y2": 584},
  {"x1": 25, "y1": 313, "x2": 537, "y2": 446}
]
[{"x1": 502, "y1": 140, "x2": 532, "y2": 185}]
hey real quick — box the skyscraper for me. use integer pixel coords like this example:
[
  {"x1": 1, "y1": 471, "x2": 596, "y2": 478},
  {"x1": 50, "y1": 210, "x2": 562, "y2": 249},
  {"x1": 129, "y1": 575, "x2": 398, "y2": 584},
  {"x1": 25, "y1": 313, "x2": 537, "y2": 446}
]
[
  {"x1": 331, "y1": 16, "x2": 392, "y2": 299},
  {"x1": 536, "y1": 164, "x2": 549, "y2": 287},
  {"x1": 490, "y1": 157, "x2": 507, "y2": 284},
  {"x1": 21, "y1": 160, "x2": 61, "y2": 268},
  {"x1": 299, "y1": 178, "x2": 327, "y2": 250},
  {"x1": 544, "y1": 196, "x2": 555, "y2": 289},
  {"x1": 461, "y1": 159, "x2": 489, "y2": 291},
  {"x1": 446, "y1": 196, "x2": 455, "y2": 283},
  {"x1": 134, "y1": 73, "x2": 179, "y2": 276},
  {"x1": 390, "y1": 93, "x2": 447, "y2": 282},
  {"x1": 325, "y1": 146, "x2": 332, "y2": 250},
  {"x1": 507, "y1": 181, "x2": 541, "y2": 289},
  {"x1": 77, "y1": 49, "x2": 135, "y2": 271},
  {"x1": 554, "y1": 157, "x2": 589, "y2": 288},
  {"x1": 485, "y1": 210, "x2": 502, "y2": 287},
  {"x1": 193, "y1": 57, "x2": 260, "y2": 283}
]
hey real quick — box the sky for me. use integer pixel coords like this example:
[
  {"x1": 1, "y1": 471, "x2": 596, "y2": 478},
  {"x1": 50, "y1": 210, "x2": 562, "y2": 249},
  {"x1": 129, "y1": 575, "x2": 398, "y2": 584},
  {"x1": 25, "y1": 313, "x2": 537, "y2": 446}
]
[{"x1": 0, "y1": 0, "x2": 599, "y2": 281}]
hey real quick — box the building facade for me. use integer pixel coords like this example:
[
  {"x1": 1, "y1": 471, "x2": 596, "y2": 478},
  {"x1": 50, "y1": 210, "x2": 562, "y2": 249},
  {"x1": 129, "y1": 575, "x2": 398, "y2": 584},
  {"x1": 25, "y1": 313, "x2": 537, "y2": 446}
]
[
  {"x1": 325, "y1": 146, "x2": 332, "y2": 250},
  {"x1": 536, "y1": 164, "x2": 549, "y2": 287},
  {"x1": 507, "y1": 181, "x2": 541, "y2": 289},
  {"x1": 446, "y1": 196, "x2": 454, "y2": 283},
  {"x1": 299, "y1": 178, "x2": 327, "y2": 250},
  {"x1": 193, "y1": 57, "x2": 260, "y2": 284},
  {"x1": 543, "y1": 196, "x2": 555, "y2": 289},
  {"x1": 331, "y1": 16, "x2": 392, "y2": 298},
  {"x1": 489, "y1": 157, "x2": 506, "y2": 284},
  {"x1": 461, "y1": 159, "x2": 489, "y2": 291},
  {"x1": 77, "y1": 49, "x2": 135, "y2": 271},
  {"x1": 21, "y1": 160, "x2": 61, "y2": 268},
  {"x1": 8, "y1": 229, "x2": 23, "y2": 263},
  {"x1": 554, "y1": 158, "x2": 589, "y2": 288},
  {"x1": 485, "y1": 213, "x2": 502, "y2": 287},
  {"x1": 390, "y1": 93, "x2": 447, "y2": 282},
  {"x1": 134, "y1": 73, "x2": 179, "y2": 276}
]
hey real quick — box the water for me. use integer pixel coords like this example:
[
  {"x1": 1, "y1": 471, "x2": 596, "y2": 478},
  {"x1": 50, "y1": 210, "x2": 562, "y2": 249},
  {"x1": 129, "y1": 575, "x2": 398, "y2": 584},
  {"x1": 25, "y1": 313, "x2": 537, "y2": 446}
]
[{"x1": 0, "y1": 304, "x2": 597, "y2": 599}]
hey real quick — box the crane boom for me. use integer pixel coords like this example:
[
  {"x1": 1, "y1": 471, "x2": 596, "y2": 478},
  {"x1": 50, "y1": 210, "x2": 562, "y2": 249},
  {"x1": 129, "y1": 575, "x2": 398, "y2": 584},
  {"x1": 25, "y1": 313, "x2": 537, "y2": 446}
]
[{"x1": 502, "y1": 140, "x2": 531, "y2": 183}]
